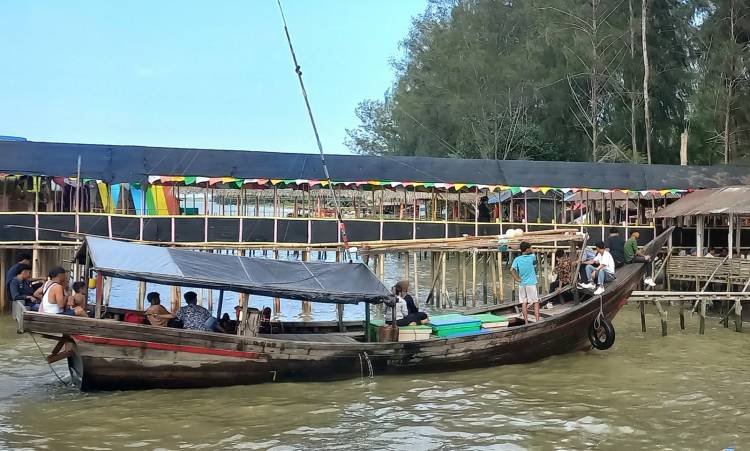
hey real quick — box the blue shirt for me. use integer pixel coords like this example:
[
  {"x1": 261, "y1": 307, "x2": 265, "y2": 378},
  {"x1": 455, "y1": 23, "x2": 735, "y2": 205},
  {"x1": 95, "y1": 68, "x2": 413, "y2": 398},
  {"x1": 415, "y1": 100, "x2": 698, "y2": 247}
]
[{"x1": 512, "y1": 253, "x2": 537, "y2": 286}]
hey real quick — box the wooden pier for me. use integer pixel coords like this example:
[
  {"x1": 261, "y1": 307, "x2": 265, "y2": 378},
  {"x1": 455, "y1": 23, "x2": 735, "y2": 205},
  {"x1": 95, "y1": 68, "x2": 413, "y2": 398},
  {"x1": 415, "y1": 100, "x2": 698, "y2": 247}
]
[{"x1": 630, "y1": 291, "x2": 750, "y2": 335}]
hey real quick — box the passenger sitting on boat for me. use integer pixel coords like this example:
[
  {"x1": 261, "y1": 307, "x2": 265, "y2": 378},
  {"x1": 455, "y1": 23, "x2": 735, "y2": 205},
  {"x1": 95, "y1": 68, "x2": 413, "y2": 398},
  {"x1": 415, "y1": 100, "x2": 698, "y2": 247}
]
[
  {"x1": 395, "y1": 280, "x2": 424, "y2": 317},
  {"x1": 579, "y1": 242, "x2": 615, "y2": 296},
  {"x1": 386, "y1": 284, "x2": 428, "y2": 326},
  {"x1": 8, "y1": 264, "x2": 40, "y2": 311},
  {"x1": 144, "y1": 292, "x2": 175, "y2": 327},
  {"x1": 705, "y1": 247, "x2": 717, "y2": 257},
  {"x1": 39, "y1": 267, "x2": 76, "y2": 315},
  {"x1": 511, "y1": 241, "x2": 540, "y2": 323},
  {"x1": 605, "y1": 227, "x2": 626, "y2": 268},
  {"x1": 67, "y1": 281, "x2": 90, "y2": 318},
  {"x1": 176, "y1": 291, "x2": 212, "y2": 331},
  {"x1": 549, "y1": 250, "x2": 572, "y2": 305},
  {"x1": 259, "y1": 307, "x2": 272, "y2": 333},
  {"x1": 219, "y1": 313, "x2": 237, "y2": 334},
  {"x1": 578, "y1": 244, "x2": 597, "y2": 284},
  {"x1": 624, "y1": 231, "x2": 656, "y2": 287}
]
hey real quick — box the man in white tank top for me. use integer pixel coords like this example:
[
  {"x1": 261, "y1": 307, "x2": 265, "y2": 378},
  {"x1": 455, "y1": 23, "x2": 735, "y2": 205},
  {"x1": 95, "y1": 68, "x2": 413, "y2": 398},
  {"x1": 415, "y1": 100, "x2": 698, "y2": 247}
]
[{"x1": 40, "y1": 267, "x2": 69, "y2": 315}]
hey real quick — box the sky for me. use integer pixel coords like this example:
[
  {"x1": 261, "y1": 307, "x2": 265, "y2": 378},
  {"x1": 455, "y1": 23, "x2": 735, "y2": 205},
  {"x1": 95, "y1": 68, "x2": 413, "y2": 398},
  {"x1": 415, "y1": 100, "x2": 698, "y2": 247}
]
[{"x1": 0, "y1": 0, "x2": 426, "y2": 154}]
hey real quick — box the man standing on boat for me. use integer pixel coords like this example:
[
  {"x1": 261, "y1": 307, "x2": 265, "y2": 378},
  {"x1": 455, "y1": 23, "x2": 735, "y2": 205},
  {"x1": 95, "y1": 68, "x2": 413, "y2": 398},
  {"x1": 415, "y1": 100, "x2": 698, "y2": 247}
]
[{"x1": 511, "y1": 241, "x2": 539, "y2": 323}]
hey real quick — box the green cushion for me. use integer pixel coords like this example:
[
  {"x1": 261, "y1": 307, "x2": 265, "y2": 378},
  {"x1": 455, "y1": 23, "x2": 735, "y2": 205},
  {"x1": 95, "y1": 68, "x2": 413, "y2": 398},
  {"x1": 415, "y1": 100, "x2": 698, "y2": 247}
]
[
  {"x1": 470, "y1": 313, "x2": 508, "y2": 323},
  {"x1": 434, "y1": 324, "x2": 481, "y2": 337}
]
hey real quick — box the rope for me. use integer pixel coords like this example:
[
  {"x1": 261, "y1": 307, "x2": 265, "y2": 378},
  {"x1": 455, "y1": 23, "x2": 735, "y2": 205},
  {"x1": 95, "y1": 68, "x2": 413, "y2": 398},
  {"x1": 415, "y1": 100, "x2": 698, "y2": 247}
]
[
  {"x1": 276, "y1": 0, "x2": 352, "y2": 261},
  {"x1": 30, "y1": 334, "x2": 69, "y2": 386},
  {"x1": 593, "y1": 293, "x2": 605, "y2": 330}
]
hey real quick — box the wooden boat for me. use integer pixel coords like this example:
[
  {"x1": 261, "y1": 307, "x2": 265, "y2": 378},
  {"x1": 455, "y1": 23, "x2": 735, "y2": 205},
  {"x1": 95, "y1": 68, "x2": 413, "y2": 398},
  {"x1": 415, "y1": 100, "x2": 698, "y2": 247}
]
[{"x1": 14, "y1": 229, "x2": 672, "y2": 391}]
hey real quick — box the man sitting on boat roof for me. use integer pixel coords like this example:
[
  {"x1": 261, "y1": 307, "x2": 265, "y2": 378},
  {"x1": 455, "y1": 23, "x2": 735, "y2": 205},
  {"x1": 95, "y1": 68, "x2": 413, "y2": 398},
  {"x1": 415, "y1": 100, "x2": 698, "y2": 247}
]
[
  {"x1": 579, "y1": 242, "x2": 615, "y2": 296},
  {"x1": 176, "y1": 291, "x2": 212, "y2": 331}
]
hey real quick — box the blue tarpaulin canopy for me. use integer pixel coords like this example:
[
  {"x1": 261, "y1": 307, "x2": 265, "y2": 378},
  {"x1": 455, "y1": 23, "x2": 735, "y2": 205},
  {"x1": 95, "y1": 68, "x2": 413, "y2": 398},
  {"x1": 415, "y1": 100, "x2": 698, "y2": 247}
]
[{"x1": 76, "y1": 237, "x2": 392, "y2": 305}]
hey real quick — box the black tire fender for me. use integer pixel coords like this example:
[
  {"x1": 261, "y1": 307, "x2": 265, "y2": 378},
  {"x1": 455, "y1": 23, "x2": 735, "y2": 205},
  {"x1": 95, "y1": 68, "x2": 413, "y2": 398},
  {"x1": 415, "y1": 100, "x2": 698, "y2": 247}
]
[{"x1": 589, "y1": 317, "x2": 616, "y2": 350}]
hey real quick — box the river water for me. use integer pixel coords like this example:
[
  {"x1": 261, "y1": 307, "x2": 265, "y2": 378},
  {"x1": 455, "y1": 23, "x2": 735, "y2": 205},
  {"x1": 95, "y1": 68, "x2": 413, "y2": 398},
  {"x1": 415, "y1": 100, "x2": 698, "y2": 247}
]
[{"x1": 1, "y1": 303, "x2": 749, "y2": 450}]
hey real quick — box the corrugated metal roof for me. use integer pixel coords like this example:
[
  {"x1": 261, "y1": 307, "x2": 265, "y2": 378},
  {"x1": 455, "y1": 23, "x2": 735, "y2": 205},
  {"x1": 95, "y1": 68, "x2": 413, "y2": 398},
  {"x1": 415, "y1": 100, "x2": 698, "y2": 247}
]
[{"x1": 655, "y1": 186, "x2": 750, "y2": 217}]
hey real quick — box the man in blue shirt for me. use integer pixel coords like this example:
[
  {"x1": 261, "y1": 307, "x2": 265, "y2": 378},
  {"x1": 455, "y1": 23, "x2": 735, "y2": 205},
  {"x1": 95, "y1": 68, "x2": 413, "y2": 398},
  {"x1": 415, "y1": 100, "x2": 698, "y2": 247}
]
[{"x1": 511, "y1": 241, "x2": 539, "y2": 323}]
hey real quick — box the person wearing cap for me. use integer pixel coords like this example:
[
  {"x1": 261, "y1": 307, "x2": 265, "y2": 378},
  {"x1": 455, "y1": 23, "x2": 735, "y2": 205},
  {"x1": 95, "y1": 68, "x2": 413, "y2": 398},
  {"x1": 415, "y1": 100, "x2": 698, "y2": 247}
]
[{"x1": 579, "y1": 242, "x2": 616, "y2": 295}]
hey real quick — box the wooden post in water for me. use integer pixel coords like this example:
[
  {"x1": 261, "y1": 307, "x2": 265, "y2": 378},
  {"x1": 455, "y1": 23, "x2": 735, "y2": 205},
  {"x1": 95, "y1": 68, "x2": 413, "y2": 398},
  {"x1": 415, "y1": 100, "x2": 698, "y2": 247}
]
[
  {"x1": 136, "y1": 281, "x2": 145, "y2": 311},
  {"x1": 455, "y1": 252, "x2": 461, "y2": 305},
  {"x1": 413, "y1": 252, "x2": 419, "y2": 305},
  {"x1": 699, "y1": 298, "x2": 706, "y2": 335},
  {"x1": 0, "y1": 250, "x2": 6, "y2": 313},
  {"x1": 461, "y1": 252, "x2": 467, "y2": 306},
  {"x1": 498, "y1": 251, "x2": 504, "y2": 302},
  {"x1": 490, "y1": 254, "x2": 499, "y2": 304},
  {"x1": 336, "y1": 250, "x2": 344, "y2": 332},
  {"x1": 639, "y1": 300, "x2": 646, "y2": 332},
  {"x1": 679, "y1": 301, "x2": 685, "y2": 330},
  {"x1": 471, "y1": 250, "x2": 477, "y2": 307},
  {"x1": 482, "y1": 253, "x2": 488, "y2": 304},
  {"x1": 95, "y1": 272, "x2": 103, "y2": 319},
  {"x1": 302, "y1": 249, "x2": 311, "y2": 315},
  {"x1": 654, "y1": 300, "x2": 668, "y2": 336},
  {"x1": 171, "y1": 286, "x2": 181, "y2": 313},
  {"x1": 440, "y1": 252, "x2": 447, "y2": 308}
]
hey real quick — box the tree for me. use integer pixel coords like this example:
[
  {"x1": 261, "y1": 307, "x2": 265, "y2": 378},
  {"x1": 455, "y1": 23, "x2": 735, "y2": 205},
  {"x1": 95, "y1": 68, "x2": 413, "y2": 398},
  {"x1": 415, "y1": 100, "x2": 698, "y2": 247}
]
[
  {"x1": 345, "y1": 0, "x2": 740, "y2": 166},
  {"x1": 642, "y1": 0, "x2": 653, "y2": 164}
]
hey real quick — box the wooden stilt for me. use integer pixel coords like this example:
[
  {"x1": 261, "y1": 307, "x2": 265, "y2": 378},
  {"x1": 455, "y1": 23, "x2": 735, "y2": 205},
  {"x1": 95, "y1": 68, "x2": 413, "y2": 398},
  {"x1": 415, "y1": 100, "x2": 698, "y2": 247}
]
[
  {"x1": 471, "y1": 250, "x2": 477, "y2": 307},
  {"x1": 440, "y1": 252, "x2": 447, "y2": 308},
  {"x1": 413, "y1": 252, "x2": 419, "y2": 305},
  {"x1": 490, "y1": 254, "x2": 499, "y2": 304},
  {"x1": 482, "y1": 253, "x2": 488, "y2": 304},
  {"x1": 654, "y1": 301, "x2": 668, "y2": 336},
  {"x1": 735, "y1": 299, "x2": 743, "y2": 332},
  {"x1": 454, "y1": 252, "x2": 461, "y2": 305},
  {"x1": 136, "y1": 281, "x2": 146, "y2": 311},
  {"x1": 639, "y1": 300, "x2": 646, "y2": 332},
  {"x1": 699, "y1": 298, "x2": 706, "y2": 335},
  {"x1": 302, "y1": 249, "x2": 310, "y2": 315},
  {"x1": 679, "y1": 301, "x2": 685, "y2": 330},
  {"x1": 461, "y1": 252, "x2": 467, "y2": 306},
  {"x1": 497, "y1": 251, "x2": 503, "y2": 302}
]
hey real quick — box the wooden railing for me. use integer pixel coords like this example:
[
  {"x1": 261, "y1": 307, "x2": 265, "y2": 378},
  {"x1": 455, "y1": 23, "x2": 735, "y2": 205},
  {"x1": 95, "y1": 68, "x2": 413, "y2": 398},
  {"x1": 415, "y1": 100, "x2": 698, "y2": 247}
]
[{"x1": 0, "y1": 212, "x2": 658, "y2": 247}]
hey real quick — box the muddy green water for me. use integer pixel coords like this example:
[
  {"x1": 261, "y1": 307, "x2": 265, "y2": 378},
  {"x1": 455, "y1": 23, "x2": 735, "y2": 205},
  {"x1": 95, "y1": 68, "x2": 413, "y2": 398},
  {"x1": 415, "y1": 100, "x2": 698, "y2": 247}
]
[{"x1": 1, "y1": 305, "x2": 749, "y2": 450}]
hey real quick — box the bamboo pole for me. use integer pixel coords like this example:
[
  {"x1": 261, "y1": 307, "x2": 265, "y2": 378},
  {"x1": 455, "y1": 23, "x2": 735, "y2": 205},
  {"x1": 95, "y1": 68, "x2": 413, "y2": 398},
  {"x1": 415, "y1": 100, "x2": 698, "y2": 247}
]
[
  {"x1": 498, "y1": 251, "x2": 504, "y2": 302},
  {"x1": 440, "y1": 251, "x2": 447, "y2": 308},
  {"x1": 490, "y1": 254, "x2": 499, "y2": 304},
  {"x1": 413, "y1": 251, "x2": 419, "y2": 305},
  {"x1": 136, "y1": 281, "x2": 145, "y2": 311},
  {"x1": 472, "y1": 250, "x2": 477, "y2": 307},
  {"x1": 482, "y1": 253, "x2": 488, "y2": 304},
  {"x1": 462, "y1": 252, "x2": 467, "y2": 306}
]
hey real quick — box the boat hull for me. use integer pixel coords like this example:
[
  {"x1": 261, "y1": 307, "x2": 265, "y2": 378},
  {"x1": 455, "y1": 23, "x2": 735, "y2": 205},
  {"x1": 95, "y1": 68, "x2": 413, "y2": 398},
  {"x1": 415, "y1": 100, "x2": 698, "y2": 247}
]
[{"x1": 54, "y1": 274, "x2": 633, "y2": 391}]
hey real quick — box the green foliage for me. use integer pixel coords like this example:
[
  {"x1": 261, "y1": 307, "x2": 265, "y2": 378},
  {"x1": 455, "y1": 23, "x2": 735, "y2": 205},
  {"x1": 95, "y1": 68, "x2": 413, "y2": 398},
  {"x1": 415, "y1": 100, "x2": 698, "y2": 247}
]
[{"x1": 346, "y1": 0, "x2": 750, "y2": 165}]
